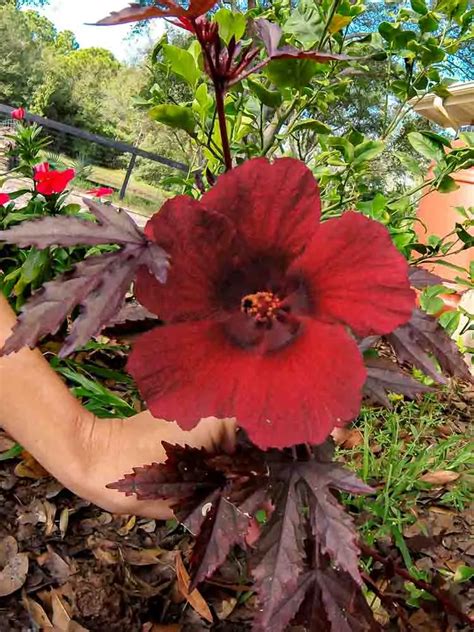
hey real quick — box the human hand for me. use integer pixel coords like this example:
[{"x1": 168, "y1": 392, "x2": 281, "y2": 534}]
[{"x1": 70, "y1": 411, "x2": 236, "y2": 519}]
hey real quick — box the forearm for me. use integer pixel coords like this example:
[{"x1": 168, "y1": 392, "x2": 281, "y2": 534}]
[{"x1": 0, "y1": 293, "x2": 88, "y2": 491}]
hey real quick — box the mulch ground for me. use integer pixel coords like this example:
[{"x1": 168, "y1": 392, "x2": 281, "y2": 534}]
[{"x1": 0, "y1": 388, "x2": 472, "y2": 631}]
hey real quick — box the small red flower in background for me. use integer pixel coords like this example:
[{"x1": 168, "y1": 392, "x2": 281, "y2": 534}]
[
  {"x1": 87, "y1": 186, "x2": 114, "y2": 198},
  {"x1": 33, "y1": 162, "x2": 75, "y2": 196},
  {"x1": 11, "y1": 107, "x2": 26, "y2": 121},
  {"x1": 128, "y1": 158, "x2": 415, "y2": 449},
  {"x1": 0, "y1": 193, "x2": 10, "y2": 205}
]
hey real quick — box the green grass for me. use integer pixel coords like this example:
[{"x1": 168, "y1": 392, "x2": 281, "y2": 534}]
[{"x1": 340, "y1": 394, "x2": 472, "y2": 569}]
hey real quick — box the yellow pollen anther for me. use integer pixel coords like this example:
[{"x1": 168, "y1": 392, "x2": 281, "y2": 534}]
[{"x1": 241, "y1": 291, "x2": 282, "y2": 323}]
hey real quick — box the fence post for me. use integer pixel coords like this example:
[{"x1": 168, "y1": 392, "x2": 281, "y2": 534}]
[{"x1": 120, "y1": 153, "x2": 137, "y2": 200}]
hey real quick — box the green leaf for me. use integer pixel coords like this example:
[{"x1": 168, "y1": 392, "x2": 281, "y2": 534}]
[
  {"x1": 420, "y1": 130, "x2": 451, "y2": 147},
  {"x1": 13, "y1": 248, "x2": 49, "y2": 296},
  {"x1": 213, "y1": 8, "x2": 246, "y2": 44},
  {"x1": 266, "y1": 58, "x2": 318, "y2": 89},
  {"x1": 408, "y1": 132, "x2": 443, "y2": 161},
  {"x1": 192, "y1": 83, "x2": 213, "y2": 122},
  {"x1": 437, "y1": 175, "x2": 459, "y2": 193},
  {"x1": 247, "y1": 79, "x2": 282, "y2": 108},
  {"x1": 0, "y1": 444, "x2": 23, "y2": 462},
  {"x1": 62, "y1": 203, "x2": 82, "y2": 215},
  {"x1": 419, "y1": 12, "x2": 440, "y2": 32},
  {"x1": 284, "y1": 5, "x2": 323, "y2": 45},
  {"x1": 459, "y1": 131, "x2": 474, "y2": 147},
  {"x1": 455, "y1": 222, "x2": 474, "y2": 247},
  {"x1": 379, "y1": 21, "x2": 396, "y2": 42},
  {"x1": 162, "y1": 43, "x2": 200, "y2": 87},
  {"x1": 411, "y1": 0, "x2": 428, "y2": 14},
  {"x1": 439, "y1": 310, "x2": 461, "y2": 336},
  {"x1": 453, "y1": 565, "x2": 474, "y2": 583},
  {"x1": 327, "y1": 136, "x2": 354, "y2": 162},
  {"x1": 149, "y1": 104, "x2": 196, "y2": 135},
  {"x1": 394, "y1": 151, "x2": 424, "y2": 176},
  {"x1": 291, "y1": 119, "x2": 331, "y2": 134},
  {"x1": 352, "y1": 140, "x2": 385, "y2": 166}
]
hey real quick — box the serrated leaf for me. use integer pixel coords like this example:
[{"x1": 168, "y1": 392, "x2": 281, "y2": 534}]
[
  {"x1": 300, "y1": 462, "x2": 372, "y2": 584},
  {"x1": 364, "y1": 357, "x2": 433, "y2": 407},
  {"x1": 108, "y1": 443, "x2": 222, "y2": 503},
  {"x1": 387, "y1": 308, "x2": 472, "y2": 383},
  {"x1": 251, "y1": 471, "x2": 306, "y2": 632},
  {"x1": 0, "y1": 202, "x2": 168, "y2": 357},
  {"x1": 190, "y1": 496, "x2": 249, "y2": 589},
  {"x1": 408, "y1": 265, "x2": 446, "y2": 288},
  {"x1": 149, "y1": 104, "x2": 196, "y2": 135},
  {"x1": 95, "y1": 0, "x2": 218, "y2": 25},
  {"x1": 0, "y1": 199, "x2": 148, "y2": 249}
]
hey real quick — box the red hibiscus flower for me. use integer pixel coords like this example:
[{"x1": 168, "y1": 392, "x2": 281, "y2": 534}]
[
  {"x1": 87, "y1": 186, "x2": 115, "y2": 198},
  {"x1": 0, "y1": 193, "x2": 10, "y2": 206},
  {"x1": 11, "y1": 107, "x2": 26, "y2": 121},
  {"x1": 128, "y1": 158, "x2": 415, "y2": 449},
  {"x1": 33, "y1": 163, "x2": 75, "y2": 196}
]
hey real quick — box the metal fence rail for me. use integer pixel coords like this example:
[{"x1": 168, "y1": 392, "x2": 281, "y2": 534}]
[{"x1": 0, "y1": 104, "x2": 188, "y2": 199}]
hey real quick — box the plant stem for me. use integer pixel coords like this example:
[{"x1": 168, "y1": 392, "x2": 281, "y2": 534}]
[
  {"x1": 360, "y1": 543, "x2": 474, "y2": 626},
  {"x1": 214, "y1": 84, "x2": 233, "y2": 171}
]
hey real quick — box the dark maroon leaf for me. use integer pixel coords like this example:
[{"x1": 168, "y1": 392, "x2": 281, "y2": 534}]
[
  {"x1": 300, "y1": 461, "x2": 372, "y2": 584},
  {"x1": 0, "y1": 199, "x2": 156, "y2": 250},
  {"x1": 107, "y1": 443, "x2": 222, "y2": 503},
  {"x1": 190, "y1": 496, "x2": 250, "y2": 589},
  {"x1": 387, "y1": 308, "x2": 471, "y2": 383},
  {"x1": 0, "y1": 201, "x2": 168, "y2": 357},
  {"x1": 251, "y1": 471, "x2": 306, "y2": 632},
  {"x1": 364, "y1": 356, "x2": 433, "y2": 407},
  {"x1": 104, "y1": 301, "x2": 159, "y2": 327},
  {"x1": 408, "y1": 266, "x2": 446, "y2": 289},
  {"x1": 313, "y1": 568, "x2": 380, "y2": 632},
  {"x1": 109, "y1": 437, "x2": 374, "y2": 631},
  {"x1": 255, "y1": 18, "x2": 353, "y2": 63},
  {"x1": 253, "y1": 572, "x2": 315, "y2": 632},
  {"x1": 94, "y1": 0, "x2": 218, "y2": 25}
]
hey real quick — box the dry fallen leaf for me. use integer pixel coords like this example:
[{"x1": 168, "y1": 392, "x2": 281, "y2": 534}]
[
  {"x1": 0, "y1": 536, "x2": 29, "y2": 597},
  {"x1": 14, "y1": 451, "x2": 49, "y2": 479},
  {"x1": 123, "y1": 547, "x2": 163, "y2": 566},
  {"x1": 22, "y1": 594, "x2": 53, "y2": 628},
  {"x1": 331, "y1": 427, "x2": 363, "y2": 449},
  {"x1": 175, "y1": 551, "x2": 213, "y2": 623},
  {"x1": 142, "y1": 625, "x2": 182, "y2": 632},
  {"x1": 0, "y1": 432, "x2": 16, "y2": 452},
  {"x1": 51, "y1": 589, "x2": 72, "y2": 629},
  {"x1": 420, "y1": 470, "x2": 460, "y2": 485},
  {"x1": 117, "y1": 514, "x2": 137, "y2": 536},
  {"x1": 37, "y1": 546, "x2": 72, "y2": 585}
]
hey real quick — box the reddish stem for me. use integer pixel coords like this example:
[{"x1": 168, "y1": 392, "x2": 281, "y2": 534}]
[
  {"x1": 191, "y1": 17, "x2": 233, "y2": 172},
  {"x1": 361, "y1": 543, "x2": 473, "y2": 626},
  {"x1": 214, "y1": 83, "x2": 233, "y2": 171}
]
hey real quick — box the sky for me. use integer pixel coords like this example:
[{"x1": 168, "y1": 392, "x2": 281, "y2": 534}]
[{"x1": 34, "y1": 0, "x2": 166, "y2": 62}]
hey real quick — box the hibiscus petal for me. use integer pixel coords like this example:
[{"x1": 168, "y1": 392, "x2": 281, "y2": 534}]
[
  {"x1": 135, "y1": 196, "x2": 235, "y2": 322},
  {"x1": 202, "y1": 157, "x2": 321, "y2": 259},
  {"x1": 290, "y1": 212, "x2": 415, "y2": 336},
  {"x1": 127, "y1": 318, "x2": 365, "y2": 449}
]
